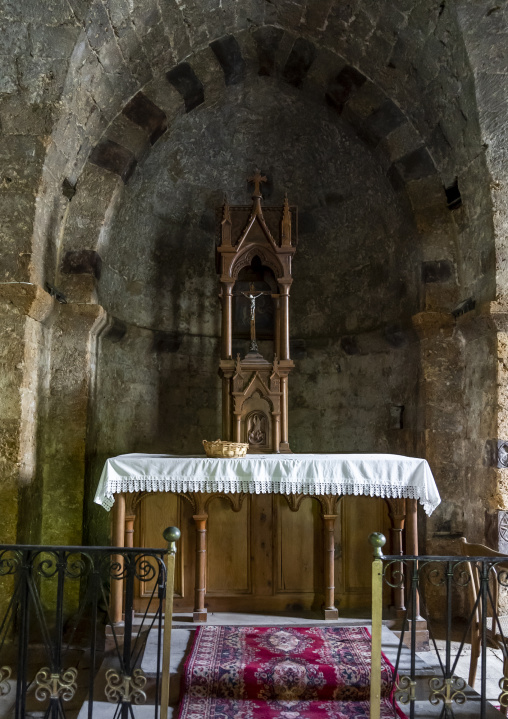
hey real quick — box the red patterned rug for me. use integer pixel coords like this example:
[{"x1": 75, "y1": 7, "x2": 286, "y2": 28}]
[{"x1": 177, "y1": 625, "x2": 405, "y2": 718}]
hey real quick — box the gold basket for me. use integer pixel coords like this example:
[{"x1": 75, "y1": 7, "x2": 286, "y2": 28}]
[{"x1": 202, "y1": 439, "x2": 249, "y2": 458}]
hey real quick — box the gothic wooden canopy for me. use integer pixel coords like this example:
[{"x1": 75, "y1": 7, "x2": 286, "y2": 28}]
[{"x1": 217, "y1": 173, "x2": 297, "y2": 453}]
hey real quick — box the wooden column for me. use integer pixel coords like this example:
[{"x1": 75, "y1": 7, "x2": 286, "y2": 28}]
[
  {"x1": 280, "y1": 288, "x2": 290, "y2": 360},
  {"x1": 281, "y1": 377, "x2": 288, "y2": 447},
  {"x1": 193, "y1": 513, "x2": 208, "y2": 622},
  {"x1": 125, "y1": 514, "x2": 135, "y2": 548},
  {"x1": 406, "y1": 498, "x2": 421, "y2": 618},
  {"x1": 387, "y1": 499, "x2": 406, "y2": 614},
  {"x1": 222, "y1": 284, "x2": 233, "y2": 359},
  {"x1": 274, "y1": 295, "x2": 281, "y2": 359},
  {"x1": 222, "y1": 377, "x2": 231, "y2": 440},
  {"x1": 272, "y1": 412, "x2": 281, "y2": 453},
  {"x1": 234, "y1": 413, "x2": 241, "y2": 442},
  {"x1": 111, "y1": 493, "x2": 126, "y2": 625},
  {"x1": 322, "y1": 508, "x2": 339, "y2": 620}
]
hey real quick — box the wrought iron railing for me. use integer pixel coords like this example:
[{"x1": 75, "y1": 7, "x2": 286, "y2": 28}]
[
  {"x1": 369, "y1": 532, "x2": 508, "y2": 718},
  {"x1": 0, "y1": 527, "x2": 180, "y2": 719}
]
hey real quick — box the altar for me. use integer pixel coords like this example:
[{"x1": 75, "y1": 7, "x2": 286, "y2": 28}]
[
  {"x1": 95, "y1": 452, "x2": 440, "y2": 622},
  {"x1": 94, "y1": 176, "x2": 441, "y2": 623}
]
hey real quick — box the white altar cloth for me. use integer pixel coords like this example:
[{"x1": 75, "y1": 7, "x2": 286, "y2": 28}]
[{"x1": 94, "y1": 453, "x2": 440, "y2": 515}]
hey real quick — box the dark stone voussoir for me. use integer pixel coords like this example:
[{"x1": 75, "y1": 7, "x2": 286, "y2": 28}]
[
  {"x1": 282, "y1": 37, "x2": 317, "y2": 87},
  {"x1": 209, "y1": 35, "x2": 246, "y2": 86},
  {"x1": 394, "y1": 147, "x2": 436, "y2": 181},
  {"x1": 122, "y1": 92, "x2": 168, "y2": 145},
  {"x1": 89, "y1": 140, "x2": 137, "y2": 183},
  {"x1": 166, "y1": 62, "x2": 205, "y2": 112},
  {"x1": 359, "y1": 99, "x2": 406, "y2": 146},
  {"x1": 61, "y1": 250, "x2": 103, "y2": 279},
  {"x1": 325, "y1": 65, "x2": 367, "y2": 113},
  {"x1": 252, "y1": 26, "x2": 284, "y2": 76}
]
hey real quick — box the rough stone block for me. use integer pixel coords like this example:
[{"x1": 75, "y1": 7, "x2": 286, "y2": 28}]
[
  {"x1": 30, "y1": 24, "x2": 79, "y2": 59},
  {"x1": 89, "y1": 139, "x2": 137, "y2": 183},
  {"x1": 422, "y1": 260, "x2": 453, "y2": 284},
  {"x1": 104, "y1": 317, "x2": 127, "y2": 343},
  {"x1": 386, "y1": 164, "x2": 405, "y2": 192},
  {"x1": 187, "y1": 46, "x2": 228, "y2": 106},
  {"x1": 282, "y1": 37, "x2": 317, "y2": 87},
  {"x1": 252, "y1": 26, "x2": 284, "y2": 76},
  {"x1": 122, "y1": 92, "x2": 167, "y2": 144},
  {"x1": 325, "y1": 65, "x2": 367, "y2": 112},
  {"x1": 384, "y1": 324, "x2": 408, "y2": 348},
  {"x1": 166, "y1": 62, "x2": 204, "y2": 112},
  {"x1": 380, "y1": 123, "x2": 423, "y2": 164},
  {"x1": 340, "y1": 336, "x2": 360, "y2": 355},
  {"x1": 345, "y1": 80, "x2": 387, "y2": 121},
  {"x1": 0, "y1": 136, "x2": 45, "y2": 191},
  {"x1": 209, "y1": 35, "x2": 246, "y2": 86},
  {"x1": 360, "y1": 99, "x2": 406, "y2": 145},
  {"x1": 115, "y1": 28, "x2": 153, "y2": 87},
  {"x1": 61, "y1": 163, "x2": 122, "y2": 252},
  {"x1": 153, "y1": 330, "x2": 182, "y2": 353},
  {"x1": 103, "y1": 114, "x2": 149, "y2": 160},
  {"x1": 395, "y1": 147, "x2": 436, "y2": 181},
  {"x1": 143, "y1": 75, "x2": 184, "y2": 124},
  {"x1": 0, "y1": 55, "x2": 18, "y2": 93},
  {"x1": 61, "y1": 250, "x2": 103, "y2": 279}
]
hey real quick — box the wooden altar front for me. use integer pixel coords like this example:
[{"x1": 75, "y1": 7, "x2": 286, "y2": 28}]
[{"x1": 110, "y1": 489, "x2": 417, "y2": 624}]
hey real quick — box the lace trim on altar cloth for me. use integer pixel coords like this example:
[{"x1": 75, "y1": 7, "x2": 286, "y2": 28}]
[{"x1": 97, "y1": 477, "x2": 436, "y2": 515}]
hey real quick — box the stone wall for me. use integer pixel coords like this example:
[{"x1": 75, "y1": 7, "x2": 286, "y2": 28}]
[
  {"x1": 82, "y1": 75, "x2": 423, "y2": 542},
  {"x1": 0, "y1": 0, "x2": 505, "y2": 565}
]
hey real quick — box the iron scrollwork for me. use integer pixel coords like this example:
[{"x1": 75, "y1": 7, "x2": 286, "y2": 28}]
[
  {"x1": 0, "y1": 666, "x2": 12, "y2": 697},
  {"x1": 0, "y1": 550, "x2": 22, "y2": 576},
  {"x1": 394, "y1": 675, "x2": 416, "y2": 704},
  {"x1": 104, "y1": 668, "x2": 147, "y2": 705},
  {"x1": 383, "y1": 559, "x2": 410, "y2": 589},
  {"x1": 499, "y1": 676, "x2": 508, "y2": 709},
  {"x1": 35, "y1": 668, "x2": 78, "y2": 702},
  {"x1": 429, "y1": 676, "x2": 467, "y2": 706}
]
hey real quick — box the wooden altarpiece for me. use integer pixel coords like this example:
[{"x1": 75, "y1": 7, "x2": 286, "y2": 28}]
[{"x1": 217, "y1": 172, "x2": 296, "y2": 453}]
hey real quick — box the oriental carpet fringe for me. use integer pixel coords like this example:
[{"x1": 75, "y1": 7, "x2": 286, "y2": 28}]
[{"x1": 177, "y1": 625, "x2": 405, "y2": 718}]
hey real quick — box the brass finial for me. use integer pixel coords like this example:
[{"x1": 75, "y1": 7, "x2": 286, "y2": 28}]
[
  {"x1": 369, "y1": 532, "x2": 386, "y2": 559},
  {"x1": 163, "y1": 526, "x2": 181, "y2": 555}
]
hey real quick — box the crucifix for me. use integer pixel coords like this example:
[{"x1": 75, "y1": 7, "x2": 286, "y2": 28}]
[
  {"x1": 239, "y1": 282, "x2": 271, "y2": 353},
  {"x1": 248, "y1": 171, "x2": 267, "y2": 198}
]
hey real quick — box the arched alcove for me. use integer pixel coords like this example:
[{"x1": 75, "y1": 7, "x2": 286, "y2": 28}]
[{"x1": 1, "y1": 0, "x2": 503, "y2": 569}]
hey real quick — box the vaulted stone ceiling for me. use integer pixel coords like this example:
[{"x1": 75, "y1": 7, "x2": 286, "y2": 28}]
[{"x1": 1, "y1": 0, "x2": 508, "y2": 551}]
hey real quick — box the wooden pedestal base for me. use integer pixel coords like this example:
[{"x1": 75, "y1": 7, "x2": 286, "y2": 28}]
[
  {"x1": 324, "y1": 607, "x2": 339, "y2": 620},
  {"x1": 193, "y1": 610, "x2": 208, "y2": 622}
]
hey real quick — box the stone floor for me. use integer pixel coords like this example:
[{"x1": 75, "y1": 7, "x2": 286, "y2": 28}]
[{"x1": 1, "y1": 612, "x2": 506, "y2": 718}]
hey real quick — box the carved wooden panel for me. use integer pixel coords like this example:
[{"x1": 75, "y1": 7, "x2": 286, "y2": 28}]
[
  {"x1": 135, "y1": 493, "x2": 184, "y2": 599},
  {"x1": 207, "y1": 496, "x2": 251, "y2": 595},
  {"x1": 275, "y1": 496, "x2": 322, "y2": 595},
  {"x1": 133, "y1": 492, "x2": 393, "y2": 614},
  {"x1": 339, "y1": 496, "x2": 391, "y2": 610}
]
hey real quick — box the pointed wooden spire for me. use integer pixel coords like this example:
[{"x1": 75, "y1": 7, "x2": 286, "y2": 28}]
[
  {"x1": 223, "y1": 194, "x2": 231, "y2": 222},
  {"x1": 221, "y1": 194, "x2": 232, "y2": 245},
  {"x1": 281, "y1": 193, "x2": 292, "y2": 246}
]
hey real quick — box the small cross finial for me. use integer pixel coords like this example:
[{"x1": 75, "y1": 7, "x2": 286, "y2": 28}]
[{"x1": 248, "y1": 170, "x2": 267, "y2": 198}]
